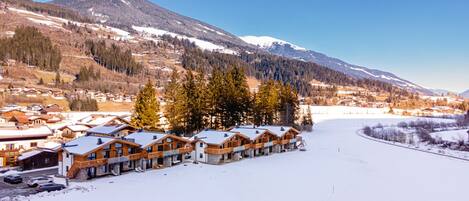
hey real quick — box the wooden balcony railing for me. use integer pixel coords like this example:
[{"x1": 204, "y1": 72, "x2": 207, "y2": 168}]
[
  {"x1": 146, "y1": 147, "x2": 193, "y2": 159},
  {"x1": 205, "y1": 145, "x2": 250, "y2": 155}
]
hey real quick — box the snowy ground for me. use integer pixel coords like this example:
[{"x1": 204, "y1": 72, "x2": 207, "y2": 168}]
[
  {"x1": 431, "y1": 129, "x2": 468, "y2": 143},
  {"x1": 10, "y1": 112, "x2": 469, "y2": 201}
]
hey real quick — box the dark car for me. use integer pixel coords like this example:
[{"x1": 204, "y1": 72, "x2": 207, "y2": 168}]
[
  {"x1": 36, "y1": 183, "x2": 66, "y2": 192},
  {"x1": 3, "y1": 175, "x2": 23, "y2": 184}
]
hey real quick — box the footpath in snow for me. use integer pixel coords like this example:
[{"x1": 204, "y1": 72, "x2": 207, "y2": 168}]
[{"x1": 9, "y1": 109, "x2": 469, "y2": 201}]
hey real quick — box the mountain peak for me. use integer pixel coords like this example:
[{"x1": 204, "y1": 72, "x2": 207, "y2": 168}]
[{"x1": 240, "y1": 36, "x2": 306, "y2": 51}]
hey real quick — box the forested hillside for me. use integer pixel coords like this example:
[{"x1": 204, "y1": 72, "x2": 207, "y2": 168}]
[
  {"x1": 2, "y1": 0, "x2": 92, "y2": 22},
  {"x1": 168, "y1": 36, "x2": 409, "y2": 96},
  {"x1": 0, "y1": 26, "x2": 62, "y2": 71}
]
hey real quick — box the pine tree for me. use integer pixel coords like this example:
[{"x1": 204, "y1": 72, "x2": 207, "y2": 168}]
[
  {"x1": 55, "y1": 71, "x2": 61, "y2": 86},
  {"x1": 206, "y1": 67, "x2": 224, "y2": 129},
  {"x1": 220, "y1": 66, "x2": 251, "y2": 128},
  {"x1": 131, "y1": 80, "x2": 160, "y2": 130},
  {"x1": 301, "y1": 105, "x2": 313, "y2": 131},
  {"x1": 38, "y1": 78, "x2": 44, "y2": 85},
  {"x1": 164, "y1": 70, "x2": 185, "y2": 134},
  {"x1": 279, "y1": 83, "x2": 299, "y2": 126},
  {"x1": 181, "y1": 71, "x2": 206, "y2": 135}
]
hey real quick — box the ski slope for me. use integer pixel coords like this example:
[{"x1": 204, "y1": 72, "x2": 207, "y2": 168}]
[{"x1": 16, "y1": 113, "x2": 469, "y2": 201}]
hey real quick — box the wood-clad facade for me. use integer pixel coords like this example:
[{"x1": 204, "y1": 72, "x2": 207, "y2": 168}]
[
  {"x1": 59, "y1": 138, "x2": 142, "y2": 180},
  {"x1": 140, "y1": 135, "x2": 192, "y2": 170}
]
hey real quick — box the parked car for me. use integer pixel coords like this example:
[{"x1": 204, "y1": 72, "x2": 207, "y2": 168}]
[
  {"x1": 36, "y1": 183, "x2": 66, "y2": 192},
  {"x1": 27, "y1": 176, "x2": 53, "y2": 187},
  {"x1": 3, "y1": 175, "x2": 23, "y2": 184}
]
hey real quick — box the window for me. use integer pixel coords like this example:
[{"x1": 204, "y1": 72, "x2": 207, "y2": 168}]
[
  {"x1": 88, "y1": 153, "x2": 97, "y2": 160},
  {"x1": 146, "y1": 146, "x2": 153, "y2": 153},
  {"x1": 44, "y1": 158, "x2": 50, "y2": 164},
  {"x1": 30, "y1": 142, "x2": 38, "y2": 147},
  {"x1": 66, "y1": 166, "x2": 69, "y2": 172},
  {"x1": 115, "y1": 143, "x2": 122, "y2": 148},
  {"x1": 66, "y1": 153, "x2": 69, "y2": 158},
  {"x1": 199, "y1": 153, "x2": 203, "y2": 159},
  {"x1": 199, "y1": 143, "x2": 203, "y2": 148},
  {"x1": 157, "y1": 145, "x2": 163, "y2": 151},
  {"x1": 103, "y1": 151, "x2": 110, "y2": 158},
  {"x1": 6, "y1": 144, "x2": 14, "y2": 150}
]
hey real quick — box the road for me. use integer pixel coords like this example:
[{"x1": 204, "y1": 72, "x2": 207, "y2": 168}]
[{"x1": 0, "y1": 168, "x2": 57, "y2": 199}]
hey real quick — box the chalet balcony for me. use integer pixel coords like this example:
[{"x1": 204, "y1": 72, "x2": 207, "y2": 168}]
[
  {"x1": 206, "y1": 145, "x2": 250, "y2": 155},
  {"x1": 146, "y1": 147, "x2": 193, "y2": 159},
  {"x1": 74, "y1": 158, "x2": 108, "y2": 168}
]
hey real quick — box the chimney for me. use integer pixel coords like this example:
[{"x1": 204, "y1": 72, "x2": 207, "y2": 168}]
[
  {"x1": 97, "y1": 138, "x2": 103, "y2": 145},
  {"x1": 153, "y1": 135, "x2": 158, "y2": 140},
  {"x1": 224, "y1": 133, "x2": 229, "y2": 137},
  {"x1": 280, "y1": 127, "x2": 285, "y2": 131},
  {"x1": 255, "y1": 130, "x2": 259, "y2": 134}
]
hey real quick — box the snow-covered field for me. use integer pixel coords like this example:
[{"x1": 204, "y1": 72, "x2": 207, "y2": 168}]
[
  {"x1": 10, "y1": 110, "x2": 469, "y2": 201},
  {"x1": 431, "y1": 129, "x2": 468, "y2": 143}
]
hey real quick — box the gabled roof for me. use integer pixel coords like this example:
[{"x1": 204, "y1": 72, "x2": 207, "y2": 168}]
[
  {"x1": 125, "y1": 131, "x2": 190, "y2": 148},
  {"x1": 192, "y1": 130, "x2": 248, "y2": 145},
  {"x1": 242, "y1": 125, "x2": 299, "y2": 138},
  {"x1": 230, "y1": 127, "x2": 272, "y2": 140},
  {"x1": 86, "y1": 124, "x2": 130, "y2": 135},
  {"x1": 59, "y1": 125, "x2": 90, "y2": 132},
  {"x1": 62, "y1": 136, "x2": 139, "y2": 156},
  {"x1": 0, "y1": 126, "x2": 53, "y2": 140},
  {"x1": 18, "y1": 148, "x2": 55, "y2": 161}
]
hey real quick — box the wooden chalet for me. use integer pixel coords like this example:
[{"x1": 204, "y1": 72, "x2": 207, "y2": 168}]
[
  {"x1": 58, "y1": 125, "x2": 90, "y2": 139},
  {"x1": 257, "y1": 126, "x2": 301, "y2": 152},
  {"x1": 192, "y1": 130, "x2": 251, "y2": 165},
  {"x1": 125, "y1": 131, "x2": 192, "y2": 170},
  {"x1": 17, "y1": 148, "x2": 58, "y2": 170},
  {"x1": 58, "y1": 136, "x2": 143, "y2": 180},
  {"x1": 230, "y1": 127, "x2": 280, "y2": 157}
]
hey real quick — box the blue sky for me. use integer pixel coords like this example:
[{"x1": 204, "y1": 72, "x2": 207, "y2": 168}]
[
  {"x1": 150, "y1": 0, "x2": 469, "y2": 92},
  {"x1": 37, "y1": 0, "x2": 468, "y2": 92}
]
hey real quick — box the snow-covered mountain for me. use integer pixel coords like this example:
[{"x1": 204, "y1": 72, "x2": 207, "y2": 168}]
[
  {"x1": 460, "y1": 90, "x2": 469, "y2": 99},
  {"x1": 52, "y1": 0, "x2": 252, "y2": 50},
  {"x1": 240, "y1": 36, "x2": 433, "y2": 95}
]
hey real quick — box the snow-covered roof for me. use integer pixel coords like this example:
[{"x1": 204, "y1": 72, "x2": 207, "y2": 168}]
[
  {"x1": 230, "y1": 127, "x2": 269, "y2": 140},
  {"x1": 192, "y1": 130, "x2": 239, "y2": 145},
  {"x1": 62, "y1": 136, "x2": 114, "y2": 155},
  {"x1": 0, "y1": 126, "x2": 53, "y2": 140},
  {"x1": 17, "y1": 149, "x2": 55, "y2": 161},
  {"x1": 78, "y1": 115, "x2": 118, "y2": 126},
  {"x1": 86, "y1": 124, "x2": 129, "y2": 135},
  {"x1": 125, "y1": 131, "x2": 168, "y2": 148},
  {"x1": 257, "y1": 126, "x2": 296, "y2": 137}
]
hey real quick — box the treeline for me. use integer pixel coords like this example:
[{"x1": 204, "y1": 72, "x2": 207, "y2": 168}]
[
  {"x1": 76, "y1": 66, "x2": 101, "y2": 82},
  {"x1": 162, "y1": 36, "x2": 408, "y2": 97},
  {"x1": 132, "y1": 67, "x2": 300, "y2": 135},
  {"x1": 68, "y1": 97, "x2": 99, "y2": 111},
  {"x1": 85, "y1": 40, "x2": 143, "y2": 76},
  {"x1": 0, "y1": 26, "x2": 61, "y2": 71},
  {"x1": 3, "y1": 0, "x2": 92, "y2": 23}
]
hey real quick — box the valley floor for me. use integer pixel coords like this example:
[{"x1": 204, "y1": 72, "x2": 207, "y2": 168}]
[{"x1": 14, "y1": 114, "x2": 469, "y2": 201}]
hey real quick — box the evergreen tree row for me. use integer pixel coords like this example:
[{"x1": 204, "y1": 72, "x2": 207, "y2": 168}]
[
  {"x1": 131, "y1": 67, "x2": 300, "y2": 136},
  {"x1": 85, "y1": 40, "x2": 143, "y2": 76},
  {"x1": 68, "y1": 97, "x2": 99, "y2": 111},
  {"x1": 76, "y1": 66, "x2": 101, "y2": 82},
  {"x1": 0, "y1": 26, "x2": 62, "y2": 71}
]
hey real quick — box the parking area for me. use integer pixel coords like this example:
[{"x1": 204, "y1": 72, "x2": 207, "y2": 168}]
[{"x1": 0, "y1": 168, "x2": 58, "y2": 198}]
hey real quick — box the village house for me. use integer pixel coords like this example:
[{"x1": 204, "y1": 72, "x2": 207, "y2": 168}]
[
  {"x1": 58, "y1": 136, "x2": 142, "y2": 180},
  {"x1": 191, "y1": 130, "x2": 251, "y2": 165},
  {"x1": 256, "y1": 126, "x2": 301, "y2": 152},
  {"x1": 230, "y1": 127, "x2": 280, "y2": 157},
  {"x1": 86, "y1": 123, "x2": 135, "y2": 138},
  {"x1": 58, "y1": 125, "x2": 90, "y2": 139},
  {"x1": 124, "y1": 131, "x2": 192, "y2": 170},
  {"x1": 0, "y1": 126, "x2": 53, "y2": 167},
  {"x1": 77, "y1": 115, "x2": 129, "y2": 127},
  {"x1": 17, "y1": 148, "x2": 58, "y2": 171}
]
